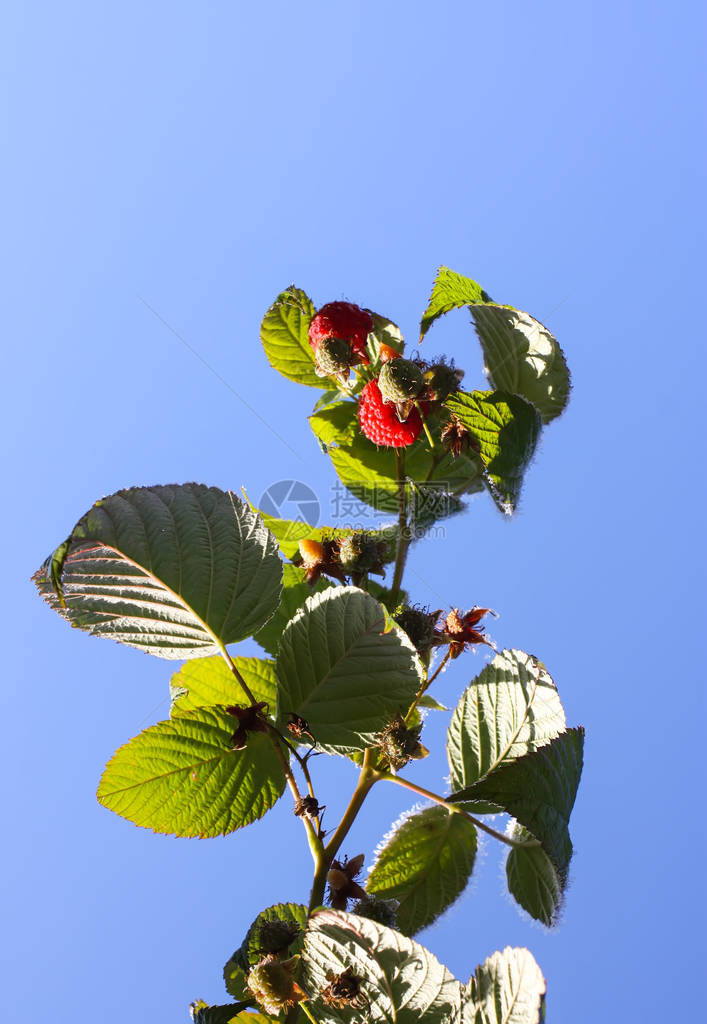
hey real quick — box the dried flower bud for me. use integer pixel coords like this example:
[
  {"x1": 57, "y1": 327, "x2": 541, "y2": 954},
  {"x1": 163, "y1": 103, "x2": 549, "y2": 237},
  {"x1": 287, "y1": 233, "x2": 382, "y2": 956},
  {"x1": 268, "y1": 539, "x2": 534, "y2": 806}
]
[
  {"x1": 321, "y1": 967, "x2": 369, "y2": 1010},
  {"x1": 440, "y1": 415, "x2": 476, "y2": 458},
  {"x1": 394, "y1": 603, "x2": 441, "y2": 656},
  {"x1": 377, "y1": 714, "x2": 428, "y2": 771},
  {"x1": 225, "y1": 702, "x2": 270, "y2": 750},
  {"x1": 436, "y1": 607, "x2": 494, "y2": 659},
  {"x1": 286, "y1": 713, "x2": 313, "y2": 741},
  {"x1": 326, "y1": 854, "x2": 367, "y2": 911},
  {"x1": 294, "y1": 795, "x2": 322, "y2": 821}
]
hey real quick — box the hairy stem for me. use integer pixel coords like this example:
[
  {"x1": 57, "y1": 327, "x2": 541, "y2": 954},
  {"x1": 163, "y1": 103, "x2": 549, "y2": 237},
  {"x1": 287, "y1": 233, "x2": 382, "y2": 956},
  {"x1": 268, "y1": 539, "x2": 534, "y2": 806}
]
[
  {"x1": 218, "y1": 642, "x2": 259, "y2": 704},
  {"x1": 307, "y1": 750, "x2": 380, "y2": 912},
  {"x1": 404, "y1": 649, "x2": 452, "y2": 725},
  {"x1": 218, "y1": 643, "x2": 323, "y2": 863},
  {"x1": 390, "y1": 449, "x2": 410, "y2": 606},
  {"x1": 379, "y1": 773, "x2": 541, "y2": 849}
]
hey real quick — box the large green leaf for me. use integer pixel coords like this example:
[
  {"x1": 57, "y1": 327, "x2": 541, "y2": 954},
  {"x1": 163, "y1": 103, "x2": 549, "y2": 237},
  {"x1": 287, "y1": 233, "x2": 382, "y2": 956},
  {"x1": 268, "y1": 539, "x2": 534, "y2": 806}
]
[
  {"x1": 447, "y1": 649, "x2": 566, "y2": 801},
  {"x1": 302, "y1": 909, "x2": 462, "y2": 1024},
  {"x1": 170, "y1": 656, "x2": 278, "y2": 714},
  {"x1": 450, "y1": 728, "x2": 584, "y2": 881},
  {"x1": 444, "y1": 390, "x2": 541, "y2": 514},
  {"x1": 254, "y1": 564, "x2": 334, "y2": 657},
  {"x1": 260, "y1": 285, "x2": 326, "y2": 388},
  {"x1": 464, "y1": 946, "x2": 546, "y2": 1024},
  {"x1": 275, "y1": 587, "x2": 423, "y2": 754},
  {"x1": 366, "y1": 805, "x2": 478, "y2": 935},
  {"x1": 97, "y1": 706, "x2": 286, "y2": 837},
  {"x1": 329, "y1": 431, "x2": 482, "y2": 523},
  {"x1": 505, "y1": 823, "x2": 564, "y2": 928},
  {"x1": 420, "y1": 266, "x2": 570, "y2": 423},
  {"x1": 471, "y1": 304, "x2": 569, "y2": 425},
  {"x1": 235, "y1": 902, "x2": 308, "y2": 969},
  {"x1": 33, "y1": 484, "x2": 282, "y2": 660}
]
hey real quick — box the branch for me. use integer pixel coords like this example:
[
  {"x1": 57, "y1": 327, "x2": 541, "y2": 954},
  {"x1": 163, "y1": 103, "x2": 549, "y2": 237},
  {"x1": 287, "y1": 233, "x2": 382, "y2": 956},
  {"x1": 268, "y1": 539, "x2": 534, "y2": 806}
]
[
  {"x1": 379, "y1": 773, "x2": 541, "y2": 850},
  {"x1": 390, "y1": 449, "x2": 410, "y2": 606},
  {"x1": 218, "y1": 643, "x2": 324, "y2": 863}
]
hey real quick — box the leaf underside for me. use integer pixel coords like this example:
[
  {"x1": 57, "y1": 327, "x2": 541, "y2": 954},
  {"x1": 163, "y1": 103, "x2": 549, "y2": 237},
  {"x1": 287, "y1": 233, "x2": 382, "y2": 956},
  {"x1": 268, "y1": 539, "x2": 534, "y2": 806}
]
[
  {"x1": 366, "y1": 805, "x2": 478, "y2": 935},
  {"x1": 33, "y1": 483, "x2": 282, "y2": 659}
]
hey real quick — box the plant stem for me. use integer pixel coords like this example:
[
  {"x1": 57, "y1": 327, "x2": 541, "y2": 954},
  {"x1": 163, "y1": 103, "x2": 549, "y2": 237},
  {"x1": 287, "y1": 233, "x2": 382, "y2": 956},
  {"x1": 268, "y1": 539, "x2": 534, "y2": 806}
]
[
  {"x1": 299, "y1": 1004, "x2": 319, "y2": 1024},
  {"x1": 379, "y1": 773, "x2": 541, "y2": 849},
  {"x1": 307, "y1": 750, "x2": 381, "y2": 912},
  {"x1": 404, "y1": 649, "x2": 452, "y2": 725},
  {"x1": 390, "y1": 449, "x2": 410, "y2": 607},
  {"x1": 218, "y1": 642, "x2": 258, "y2": 704},
  {"x1": 415, "y1": 400, "x2": 435, "y2": 448},
  {"x1": 218, "y1": 642, "x2": 324, "y2": 863}
]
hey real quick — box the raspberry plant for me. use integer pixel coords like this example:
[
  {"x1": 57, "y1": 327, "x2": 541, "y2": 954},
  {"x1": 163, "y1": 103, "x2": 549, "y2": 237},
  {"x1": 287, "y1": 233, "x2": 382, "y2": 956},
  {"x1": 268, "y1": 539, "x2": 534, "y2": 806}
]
[{"x1": 33, "y1": 267, "x2": 581, "y2": 1023}]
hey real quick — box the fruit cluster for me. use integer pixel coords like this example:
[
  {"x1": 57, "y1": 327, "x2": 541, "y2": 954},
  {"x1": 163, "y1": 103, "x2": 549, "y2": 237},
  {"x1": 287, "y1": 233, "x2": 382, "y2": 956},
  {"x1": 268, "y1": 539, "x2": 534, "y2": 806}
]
[{"x1": 308, "y1": 300, "x2": 464, "y2": 448}]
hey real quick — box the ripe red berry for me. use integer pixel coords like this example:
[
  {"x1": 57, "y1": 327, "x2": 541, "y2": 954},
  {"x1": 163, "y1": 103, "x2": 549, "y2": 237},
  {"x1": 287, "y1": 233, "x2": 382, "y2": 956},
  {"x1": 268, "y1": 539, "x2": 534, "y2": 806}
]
[
  {"x1": 358, "y1": 379, "x2": 424, "y2": 447},
  {"x1": 308, "y1": 301, "x2": 373, "y2": 365}
]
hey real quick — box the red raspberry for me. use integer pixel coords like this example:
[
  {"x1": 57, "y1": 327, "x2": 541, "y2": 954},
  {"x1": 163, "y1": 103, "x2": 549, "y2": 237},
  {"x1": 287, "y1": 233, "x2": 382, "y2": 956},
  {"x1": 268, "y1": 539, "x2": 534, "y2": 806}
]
[
  {"x1": 358, "y1": 379, "x2": 423, "y2": 447},
  {"x1": 309, "y1": 301, "x2": 372, "y2": 365}
]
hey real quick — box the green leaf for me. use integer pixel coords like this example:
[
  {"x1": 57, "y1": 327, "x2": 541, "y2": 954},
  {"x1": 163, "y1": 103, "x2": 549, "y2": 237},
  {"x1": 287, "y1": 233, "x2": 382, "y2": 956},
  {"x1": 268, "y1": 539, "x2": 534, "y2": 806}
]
[
  {"x1": 450, "y1": 728, "x2": 584, "y2": 881},
  {"x1": 420, "y1": 266, "x2": 570, "y2": 423},
  {"x1": 367, "y1": 312, "x2": 405, "y2": 362},
  {"x1": 97, "y1": 706, "x2": 286, "y2": 837},
  {"x1": 447, "y1": 649, "x2": 566, "y2": 801},
  {"x1": 309, "y1": 400, "x2": 359, "y2": 449},
  {"x1": 420, "y1": 266, "x2": 493, "y2": 340},
  {"x1": 170, "y1": 656, "x2": 278, "y2": 715},
  {"x1": 222, "y1": 952, "x2": 248, "y2": 1001},
  {"x1": 33, "y1": 484, "x2": 282, "y2": 660},
  {"x1": 235, "y1": 902, "x2": 308, "y2": 969},
  {"x1": 260, "y1": 285, "x2": 326, "y2": 388},
  {"x1": 418, "y1": 695, "x2": 449, "y2": 711},
  {"x1": 329, "y1": 431, "x2": 482, "y2": 522},
  {"x1": 254, "y1": 564, "x2": 334, "y2": 657},
  {"x1": 505, "y1": 823, "x2": 564, "y2": 927},
  {"x1": 191, "y1": 1003, "x2": 273, "y2": 1024},
  {"x1": 444, "y1": 390, "x2": 541, "y2": 514},
  {"x1": 302, "y1": 909, "x2": 462, "y2": 1024},
  {"x1": 366, "y1": 805, "x2": 478, "y2": 935},
  {"x1": 464, "y1": 946, "x2": 546, "y2": 1024},
  {"x1": 275, "y1": 587, "x2": 423, "y2": 754},
  {"x1": 470, "y1": 304, "x2": 570, "y2": 424}
]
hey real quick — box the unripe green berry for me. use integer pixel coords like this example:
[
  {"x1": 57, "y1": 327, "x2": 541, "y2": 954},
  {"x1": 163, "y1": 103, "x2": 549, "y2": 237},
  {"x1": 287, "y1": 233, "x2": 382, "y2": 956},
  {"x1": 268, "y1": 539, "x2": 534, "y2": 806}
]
[
  {"x1": 352, "y1": 895, "x2": 400, "y2": 928},
  {"x1": 338, "y1": 532, "x2": 384, "y2": 574},
  {"x1": 394, "y1": 604, "x2": 439, "y2": 655},
  {"x1": 315, "y1": 336, "x2": 353, "y2": 376},
  {"x1": 378, "y1": 358, "x2": 424, "y2": 404},
  {"x1": 423, "y1": 360, "x2": 464, "y2": 401}
]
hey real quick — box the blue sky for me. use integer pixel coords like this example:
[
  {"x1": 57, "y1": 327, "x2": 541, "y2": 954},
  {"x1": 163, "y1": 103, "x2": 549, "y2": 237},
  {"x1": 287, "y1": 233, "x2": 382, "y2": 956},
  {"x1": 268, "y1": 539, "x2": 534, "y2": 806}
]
[{"x1": 2, "y1": 2, "x2": 705, "y2": 1021}]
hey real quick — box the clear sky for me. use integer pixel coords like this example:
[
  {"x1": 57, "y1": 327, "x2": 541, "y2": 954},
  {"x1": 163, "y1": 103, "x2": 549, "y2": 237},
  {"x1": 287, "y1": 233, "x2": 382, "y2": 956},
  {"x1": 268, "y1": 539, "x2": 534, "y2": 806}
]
[{"x1": 2, "y1": 2, "x2": 705, "y2": 1021}]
